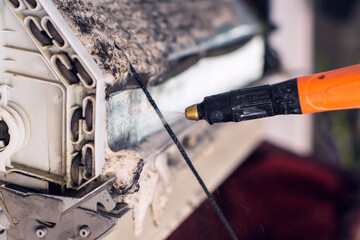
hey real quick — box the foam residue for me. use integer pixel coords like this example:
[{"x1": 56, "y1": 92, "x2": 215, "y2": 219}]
[
  {"x1": 103, "y1": 144, "x2": 176, "y2": 236},
  {"x1": 102, "y1": 149, "x2": 144, "y2": 194},
  {"x1": 122, "y1": 154, "x2": 175, "y2": 236}
]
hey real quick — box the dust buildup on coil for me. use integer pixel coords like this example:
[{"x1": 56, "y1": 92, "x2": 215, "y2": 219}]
[{"x1": 52, "y1": 0, "x2": 242, "y2": 88}]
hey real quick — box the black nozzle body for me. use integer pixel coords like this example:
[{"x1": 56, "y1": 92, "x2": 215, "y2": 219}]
[{"x1": 198, "y1": 79, "x2": 302, "y2": 124}]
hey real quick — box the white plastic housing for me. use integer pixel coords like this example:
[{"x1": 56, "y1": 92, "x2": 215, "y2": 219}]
[{"x1": 0, "y1": 0, "x2": 106, "y2": 188}]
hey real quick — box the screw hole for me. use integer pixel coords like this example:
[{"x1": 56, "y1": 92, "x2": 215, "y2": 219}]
[
  {"x1": 79, "y1": 225, "x2": 91, "y2": 238},
  {"x1": 35, "y1": 226, "x2": 47, "y2": 238},
  {"x1": 318, "y1": 75, "x2": 325, "y2": 79}
]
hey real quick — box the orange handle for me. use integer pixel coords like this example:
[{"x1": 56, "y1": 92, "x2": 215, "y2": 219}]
[{"x1": 297, "y1": 64, "x2": 360, "y2": 114}]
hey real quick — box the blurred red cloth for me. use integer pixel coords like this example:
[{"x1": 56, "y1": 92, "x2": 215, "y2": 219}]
[{"x1": 167, "y1": 143, "x2": 348, "y2": 240}]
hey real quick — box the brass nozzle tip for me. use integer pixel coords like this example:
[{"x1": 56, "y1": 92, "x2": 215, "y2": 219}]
[{"x1": 185, "y1": 104, "x2": 199, "y2": 121}]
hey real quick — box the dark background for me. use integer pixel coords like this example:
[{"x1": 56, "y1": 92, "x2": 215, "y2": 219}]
[{"x1": 313, "y1": 0, "x2": 360, "y2": 169}]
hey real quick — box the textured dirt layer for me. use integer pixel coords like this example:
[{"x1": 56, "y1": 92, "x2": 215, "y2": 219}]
[
  {"x1": 52, "y1": 0, "x2": 254, "y2": 89},
  {"x1": 102, "y1": 149, "x2": 144, "y2": 195}
]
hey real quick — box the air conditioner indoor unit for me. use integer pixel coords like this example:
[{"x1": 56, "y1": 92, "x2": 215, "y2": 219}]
[{"x1": 0, "y1": 0, "x2": 264, "y2": 239}]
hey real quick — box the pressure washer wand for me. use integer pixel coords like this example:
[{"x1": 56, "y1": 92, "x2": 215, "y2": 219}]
[{"x1": 185, "y1": 64, "x2": 360, "y2": 124}]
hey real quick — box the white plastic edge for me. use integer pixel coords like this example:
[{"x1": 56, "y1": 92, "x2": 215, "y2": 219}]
[{"x1": 39, "y1": 0, "x2": 106, "y2": 177}]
